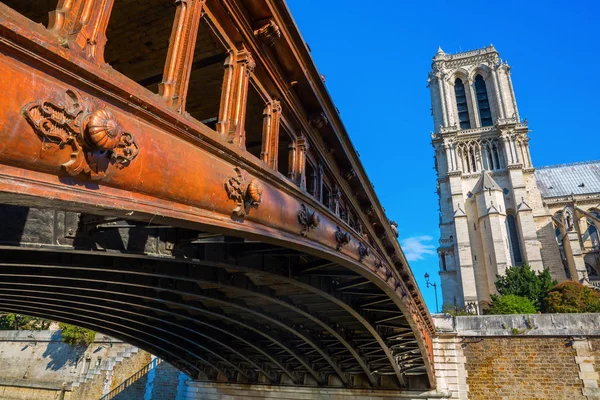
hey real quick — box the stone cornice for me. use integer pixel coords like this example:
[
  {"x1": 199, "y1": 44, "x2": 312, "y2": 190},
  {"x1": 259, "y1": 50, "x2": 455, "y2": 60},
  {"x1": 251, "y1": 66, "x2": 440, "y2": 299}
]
[
  {"x1": 507, "y1": 163, "x2": 524, "y2": 170},
  {"x1": 432, "y1": 46, "x2": 499, "y2": 69},
  {"x1": 543, "y1": 193, "x2": 600, "y2": 207}
]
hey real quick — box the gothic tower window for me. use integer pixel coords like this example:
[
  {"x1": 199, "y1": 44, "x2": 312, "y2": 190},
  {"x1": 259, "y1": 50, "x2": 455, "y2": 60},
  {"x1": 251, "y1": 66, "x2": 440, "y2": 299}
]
[
  {"x1": 484, "y1": 141, "x2": 503, "y2": 170},
  {"x1": 493, "y1": 143, "x2": 501, "y2": 168},
  {"x1": 454, "y1": 79, "x2": 471, "y2": 129},
  {"x1": 506, "y1": 213, "x2": 523, "y2": 265},
  {"x1": 474, "y1": 75, "x2": 492, "y2": 127},
  {"x1": 485, "y1": 143, "x2": 494, "y2": 170}
]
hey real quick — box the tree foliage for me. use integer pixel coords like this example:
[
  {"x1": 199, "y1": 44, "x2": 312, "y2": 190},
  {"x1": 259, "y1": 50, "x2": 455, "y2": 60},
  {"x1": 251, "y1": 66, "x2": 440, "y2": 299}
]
[
  {"x1": 0, "y1": 313, "x2": 51, "y2": 330},
  {"x1": 59, "y1": 323, "x2": 96, "y2": 346},
  {"x1": 441, "y1": 304, "x2": 476, "y2": 316},
  {"x1": 544, "y1": 281, "x2": 600, "y2": 313},
  {"x1": 495, "y1": 264, "x2": 557, "y2": 311},
  {"x1": 487, "y1": 294, "x2": 537, "y2": 315}
]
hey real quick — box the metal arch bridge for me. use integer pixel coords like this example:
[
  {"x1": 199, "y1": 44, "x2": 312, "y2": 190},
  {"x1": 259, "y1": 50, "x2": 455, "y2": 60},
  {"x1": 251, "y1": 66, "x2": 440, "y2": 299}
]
[{"x1": 0, "y1": 0, "x2": 435, "y2": 391}]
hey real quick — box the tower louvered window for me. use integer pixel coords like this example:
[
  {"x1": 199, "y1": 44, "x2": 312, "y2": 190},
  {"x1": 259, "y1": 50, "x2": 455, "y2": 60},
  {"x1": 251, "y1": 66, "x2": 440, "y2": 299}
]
[
  {"x1": 506, "y1": 213, "x2": 523, "y2": 265},
  {"x1": 454, "y1": 79, "x2": 471, "y2": 129},
  {"x1": 475, "y1": 75, "x2": 492, "y2": 126}
]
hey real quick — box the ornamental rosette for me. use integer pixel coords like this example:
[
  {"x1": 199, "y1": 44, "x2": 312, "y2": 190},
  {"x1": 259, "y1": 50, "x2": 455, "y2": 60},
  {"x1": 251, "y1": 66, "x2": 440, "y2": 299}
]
[{"x1": 22, "y1": 89, "x2": 139, "y2": 179}]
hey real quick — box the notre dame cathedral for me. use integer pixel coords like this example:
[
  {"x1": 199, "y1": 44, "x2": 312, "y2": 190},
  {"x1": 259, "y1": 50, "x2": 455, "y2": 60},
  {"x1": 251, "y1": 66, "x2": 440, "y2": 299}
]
[{"x1": 429, "y1": 45, "x2": 600, "y2": 312}]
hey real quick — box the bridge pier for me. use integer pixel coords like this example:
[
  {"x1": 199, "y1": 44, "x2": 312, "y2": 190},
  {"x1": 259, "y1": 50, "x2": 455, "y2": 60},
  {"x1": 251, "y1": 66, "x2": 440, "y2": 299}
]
[{"x1": 179, "y1": 381, "x2": 449, "y2": 400}]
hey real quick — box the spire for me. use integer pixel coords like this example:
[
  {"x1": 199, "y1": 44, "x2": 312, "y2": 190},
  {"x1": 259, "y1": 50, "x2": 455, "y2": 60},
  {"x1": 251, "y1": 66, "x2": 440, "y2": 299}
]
[{"x1": 434, "y1": 46, "x2": 445, "y2": 59}]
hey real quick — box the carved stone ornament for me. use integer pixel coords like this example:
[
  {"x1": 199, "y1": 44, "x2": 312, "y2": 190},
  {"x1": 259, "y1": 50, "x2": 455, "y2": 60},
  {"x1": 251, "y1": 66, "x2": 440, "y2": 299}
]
[
  {"x1": 335, "y1": 226, "x2": 351, "y2": 251},
  {"x1": 298, "y1": 204, "x2": 320, "y2": 237},
  {"x1": 22, "y1": 90, "x2": 139, "y2": 179},
  {"x1": 564, "y1": 207, "x2": 575, "y2": 232},
  {"x1": 224, "y1": 167, "x2": 263, "y2": 218},
  {"x1": 390, "y1": 220, "x2": 399, "y2": 238},
  {"x1": 358, "y1": 242, "x2": 370, "y2": 262}
]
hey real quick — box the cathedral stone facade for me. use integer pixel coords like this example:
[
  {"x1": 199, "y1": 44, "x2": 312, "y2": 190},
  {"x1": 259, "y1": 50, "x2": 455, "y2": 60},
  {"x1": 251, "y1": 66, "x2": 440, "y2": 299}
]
[{"x1": 429, "y1": 45, "x2": 600, "y2": 312}]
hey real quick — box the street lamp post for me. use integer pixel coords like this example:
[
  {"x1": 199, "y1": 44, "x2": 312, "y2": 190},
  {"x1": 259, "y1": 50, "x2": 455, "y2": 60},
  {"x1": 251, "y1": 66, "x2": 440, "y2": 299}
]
[{"x1": 424, "y1": 272, "x2": 439, "y2": 313}]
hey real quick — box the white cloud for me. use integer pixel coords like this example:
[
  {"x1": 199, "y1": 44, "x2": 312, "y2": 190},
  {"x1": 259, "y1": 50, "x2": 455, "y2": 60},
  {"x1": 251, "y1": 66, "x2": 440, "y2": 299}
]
[{"x1": 400, "y1": 235, "x2": 436, "y2": 262}]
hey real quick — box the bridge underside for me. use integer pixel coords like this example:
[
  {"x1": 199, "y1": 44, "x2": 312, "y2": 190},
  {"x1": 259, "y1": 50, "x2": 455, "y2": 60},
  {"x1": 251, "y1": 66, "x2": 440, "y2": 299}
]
[{"x1": 0, "y1": 204, "x2": 429, "y2": 389}]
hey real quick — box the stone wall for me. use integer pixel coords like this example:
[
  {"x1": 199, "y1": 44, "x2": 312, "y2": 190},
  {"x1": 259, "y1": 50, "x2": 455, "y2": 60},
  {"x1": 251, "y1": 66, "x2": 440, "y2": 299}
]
[
  {"x1": 106, "y1": 359, "x2": 185, "y2": 400},
  {"x1": 0, "y1": 385, "x2": 66, "y2": 400},
  {"x1": 0, "y1": 330, "x2": 134, "y2": 399},
  {"x1": 5, "y1": 318, "x2": 600, "y2": 399},
  {"x1": 433, "y1": 314, "x2": 600, "y2": 399},
  {"x1": 71, "y1": 348, "x2": 152, "y2": 399},
  {"x1": 0, "y1": 330, "x2": 188, "y2": 400}
]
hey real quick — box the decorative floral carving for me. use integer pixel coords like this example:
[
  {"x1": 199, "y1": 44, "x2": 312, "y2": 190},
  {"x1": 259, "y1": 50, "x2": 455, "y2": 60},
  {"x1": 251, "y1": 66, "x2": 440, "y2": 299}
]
[
  {"x1": 335, "y1": 226, "x2": 351, "y2": 251},
  {"x1": 385, "y1": 268, "x2": 393, "y2": 280},
  {"x1": 298, "y1": 204, "x2": 320, "y2": 237},
  {"x1": 363, "y1": 205, "x2": 375, "y2": 217},
  {"x1": 390, "y1": 221, "x2": 399, "y2": 238},
  {"x1": 237, "y1": 49, "x2": 256, "y2": 76},
  {"x1": 253, "y1": 18, "x2": 281, "y2": 46},
  {"x1": 358, "y1": 242, "x2": 370, "y2": 262},
  {"x1": 309, "y1": 112, "x2": 329, "y2": 130},
  {"x1": 22, "y1": 89, "x2": 139, "y2": 179},
  {"x1": 110, "y1": 132, "x2": 139, "y2": 168},
  {"x1": 224, "y1": 167, "x2": 262, "y2": 218},
  {"x1": 343, "y1": 169, "x2": 357, "y2": 181},
  {"x1": 85, "y1": 109, "x2": 122, "y2": 150}
]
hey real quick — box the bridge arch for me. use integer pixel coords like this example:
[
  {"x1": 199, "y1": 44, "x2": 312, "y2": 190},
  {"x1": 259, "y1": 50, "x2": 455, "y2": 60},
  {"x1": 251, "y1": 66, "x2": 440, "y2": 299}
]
[{"x1": 0, "y1": 0, "x2": 434, "y2": 391}]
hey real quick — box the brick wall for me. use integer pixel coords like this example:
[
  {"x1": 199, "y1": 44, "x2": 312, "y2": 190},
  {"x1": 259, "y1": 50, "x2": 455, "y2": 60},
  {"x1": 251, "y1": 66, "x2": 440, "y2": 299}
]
[
  {"x1": 463, "y1": 337, "x2": 582, "y2": 399},
  {"x1": 433, "y1": 314, "x2": 600, "y2": 399}
]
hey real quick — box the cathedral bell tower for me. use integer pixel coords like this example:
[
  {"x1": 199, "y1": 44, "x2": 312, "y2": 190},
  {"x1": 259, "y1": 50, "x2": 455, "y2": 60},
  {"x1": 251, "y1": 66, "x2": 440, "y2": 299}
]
[{"x1": 429, "y1": 45, "x2": 549, "y2": 312}]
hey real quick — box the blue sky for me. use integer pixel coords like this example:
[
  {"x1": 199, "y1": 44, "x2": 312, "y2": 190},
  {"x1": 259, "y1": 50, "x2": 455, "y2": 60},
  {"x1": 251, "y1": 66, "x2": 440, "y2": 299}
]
[{"x1": 286, "y1": 0, "x2": 600, "y2": 312}]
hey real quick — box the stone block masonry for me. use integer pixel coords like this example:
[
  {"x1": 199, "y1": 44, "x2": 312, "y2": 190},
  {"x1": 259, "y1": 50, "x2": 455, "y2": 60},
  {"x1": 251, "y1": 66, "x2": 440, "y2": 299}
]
[
  {"x1": 433, "y1": 314, "x2": 600, "y2": 399},
  {"x1": 3, "y1": 317, "x2": 600, "y2": 399},
  {"x1": 463, "y1": 337, "x2": 582, "y2": 399},
  {"x1": 0, "y1": 330, "x2": 188, "y2": 400}
]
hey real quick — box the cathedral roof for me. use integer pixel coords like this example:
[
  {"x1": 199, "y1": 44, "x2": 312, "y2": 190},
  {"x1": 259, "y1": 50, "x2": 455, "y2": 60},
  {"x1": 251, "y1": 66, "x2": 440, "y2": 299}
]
[
  {"x1": 473, "y1": 171, "x2": 502, "y2": 195},
  {"x1": 535, "y1": 160, "x2": 600, "y2": 198}
]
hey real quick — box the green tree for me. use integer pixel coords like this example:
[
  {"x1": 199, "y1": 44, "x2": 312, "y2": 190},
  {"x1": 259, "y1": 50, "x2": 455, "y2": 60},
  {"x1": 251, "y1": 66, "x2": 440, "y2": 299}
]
[
  {"x1": 0, "y1": 313, "x2": 51, "y2": 330},
  {"x1": 59, "y1": 323, "x2": 96, "y2": 346},
  {"x1": 487, "y1": 294, "x2": 537, "y2": 315},
  {"x1": 495, "y1": 264, "x2": 557, "y2": 311},
  {"x1": 544, "y1": 281, "x2": 600, "y2": 313},
  {"x1": 441, "y1": 304, "x2": 476, "y2": 316}
]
